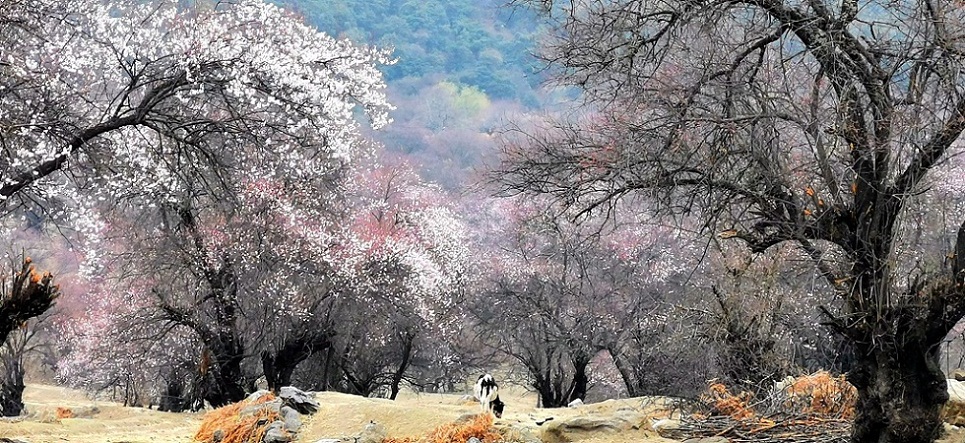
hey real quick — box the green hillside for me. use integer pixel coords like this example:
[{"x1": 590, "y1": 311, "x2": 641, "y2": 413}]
[{"x1": 277, "y1": 0, "x2": 544, "y2": 104}]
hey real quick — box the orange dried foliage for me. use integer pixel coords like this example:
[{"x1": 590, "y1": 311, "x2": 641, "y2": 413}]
[
  {"x1": 702, "y1": 382, "x2": 755, "y2": 420},
  {"x1": 56, "y1": 407, "x2": 74, "y2": 419},
  {"x1": 382, "y1": 414, "x2": 503, "y2": 443},
  {"x1": 783, "y1": 371, "x2": 857, "y2": 419},
  {"x1": 194, "y1": 394, "x2": 282, "y2": 443}
]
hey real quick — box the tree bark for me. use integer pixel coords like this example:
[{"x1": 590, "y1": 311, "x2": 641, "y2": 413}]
[
  {"x1": 203, "y1": 342, "x2": 246, "y2": 407},
  {"x1": 389, "y1": 332, "x2": 414, "y2": 400},
  {"x1": 848, "y1": 335, "x2": 946, "y2": 443},
  {"x1": 0, "y1": 353, "x2": 24, "y2": 416},
  {"x1": 569, "y1": 360, "x2": 589, "y2": 404},
  {"x1": 264, "y1": 331, "x2": 333, "y2": 392}
]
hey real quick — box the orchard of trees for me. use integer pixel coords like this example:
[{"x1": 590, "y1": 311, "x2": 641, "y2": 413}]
[{"x1": 3, "y1": 1, "x2": 965, "y2": 443}]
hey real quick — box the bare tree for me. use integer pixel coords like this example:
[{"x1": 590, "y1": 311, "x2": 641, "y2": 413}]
[
  {"x1": 499, "y1": 1, "x2": 965, "y2": 441},
  {"x1": 0, "y1": 256, "x2": 59, "y2": 416}
]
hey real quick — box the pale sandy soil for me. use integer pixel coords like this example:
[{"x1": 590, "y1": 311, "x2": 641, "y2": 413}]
[
  {"x1": 0, "y1": 384, "x2": 202, "y2": 442},
  {"x1": 0, "y1": 384, "x2": 673, "y2": 443},
  {"x1": 298, "y1": 386, "x2": 675, "y2": 442},
  {"x1": 2, "y1": 383, "x2": 962, "y2": 443}
]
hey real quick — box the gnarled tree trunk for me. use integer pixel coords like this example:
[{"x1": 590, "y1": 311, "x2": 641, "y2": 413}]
[
  {"x1": 263, "y1": 330, "x2": 334, "y2": 392},
  {"x1": 848, "y1": 325, "x2": 948, "y2": 443}
]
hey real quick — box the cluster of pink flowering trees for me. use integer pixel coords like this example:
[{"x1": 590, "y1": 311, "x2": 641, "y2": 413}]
[{"x1": 0, "y1": 0, "x2": 472, "y2": 410}]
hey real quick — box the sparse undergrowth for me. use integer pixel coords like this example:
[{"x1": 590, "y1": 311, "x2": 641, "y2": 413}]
[
  {"x1": 700, "y1": 371, "x2": 856, "y2": 420},
  {"x1": 382, "y1": 414, "x2": 503, "y2": 443},
  {"x1": 679, "y1": 372, "x2": 857, "y2": 442}
]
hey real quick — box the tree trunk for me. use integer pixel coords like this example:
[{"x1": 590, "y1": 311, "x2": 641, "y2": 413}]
[
  {"x1": 608, "y1": 347, "x2": 644, "y2": 397},
  {"x1": 261, "y1": 351, "x2": 278, "y2": 392},
  {"x1": 847, "y1": 329, "x2": 947, "y2": 443},
  {"x1": 534, "y1": 377, "x2": 559, "y2": 408},
  {"x1": 205, "y1": 348, "x2": 246, "y2": 407},
  {"x1": 263, "y1": 332, "x2": 333, "y2": 392},
  {"x1": 0, "y1": 355, "x2": 24, "y2": 416},
  {"x1": 389, "y1": 333, "x2": 414, "y2": 400},
  {"x1": 568, "y1": 360, "x2": 589, "y2": 403}
]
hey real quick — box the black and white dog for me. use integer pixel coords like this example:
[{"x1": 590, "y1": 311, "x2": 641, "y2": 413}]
[{"x1": 473, "y1": 374, "x2": 505, "y2": 418}]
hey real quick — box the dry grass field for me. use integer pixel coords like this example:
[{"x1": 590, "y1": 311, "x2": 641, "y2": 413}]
[
  {"x1": 0, "y1": 384, "x2": 675, "y2": 443},
  {"x1": 2, "y1": 383, "x2": 963, "y2": 443}
]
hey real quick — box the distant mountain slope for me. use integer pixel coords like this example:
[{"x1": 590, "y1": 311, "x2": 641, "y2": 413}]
[{"x1": 276, "y1": 0, "x2": 544, "y2": 103}]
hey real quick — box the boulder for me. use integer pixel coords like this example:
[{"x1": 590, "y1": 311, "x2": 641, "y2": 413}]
[
  {"x1": 494, "y1": 422, "x2": 542, "y2": 443},
  {"x1": 539, "y1": 412, "x2": 648, "y2": 443},
  {"x1": 278, "y1": 386, "x2": 319, "y2": 415},
  {"x1": 951, "y1": 369, "x2": 965, "y2": 382},
  {"x1": 247, "y1": 390, "x2": 273, "y2": 403},
  {"x1": 358, "y1": 420, "x2": 386, "y2": 443},
  {"x1": 241, "y1": 398, "x2": 282, "y2": 418},
  {"x1": 263, "y1": 420, "x2": 292, "y2": 443},
  {"x1": 944, "y1": 379, "x2": 965, "y2": 426},
  {"x1": 567, "y1": 399, "x2": 584, "y2": 408},
  {"x1": 651, "y1": 418, "x2": 684, "y2": 439},
  {"x1": 467, "y1": 438, "x2": 482, "y2": 443},
  {"x1": 280, "y1": 406, "x2": 301, "y2": 433}
]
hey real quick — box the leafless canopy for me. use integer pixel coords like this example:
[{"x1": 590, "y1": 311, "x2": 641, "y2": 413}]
[{"x1": 498, "y1": 1, "x2": 965, "y2": 440}]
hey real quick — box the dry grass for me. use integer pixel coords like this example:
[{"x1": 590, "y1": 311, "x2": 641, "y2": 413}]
[
  {"x1": 55, "y1": 407, "x2": 74, "y2": 419},
  {"x1": 194, "y1": 394, "x2": 282, "y2": 443},
  {"x1": 701, "y1": 382, "x2": 755, "y2": 420},
  {"x1": 781, "y1": 371, "x2": 857, "y2": 419},
  {"x1": 382, "y1": 414, "x2": 502, "y2": 443},
  {"x1": 683, "y1": 375, "x2": 859, "y2": 443}
]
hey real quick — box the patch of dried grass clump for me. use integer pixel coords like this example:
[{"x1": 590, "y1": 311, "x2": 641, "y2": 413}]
[
  {"x1": 701, "y1": 382, "x2": 755, "y2": 420},
  {"x1": 194, "y1": 394, "x2": 282, "y2": 443},
  {"x1": 382, "y1": 414, "x2": 502, "y2": 443},
  {"x1": 780, "y1": 371, "x2": 857, "y2": 419},
  {"x1": 682, "y1": 374, "x2": 856, "y2": 443}
]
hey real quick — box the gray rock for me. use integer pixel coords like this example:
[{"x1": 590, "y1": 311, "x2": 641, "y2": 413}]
[
  {"x1": 358, "y1": 420, "x2": 387, "y2": 443},
  {"x1": 280, "y1": 406, "x2": 301, "y2": 432},
  {"x1": 241, "y1": 398, "x2": 282, "y2": 418},
  {"x1": 467, "y1": 438, "x2": 482, "y2": 443},
  {"x1": 247, "y1": 390, "x2": 273, "y2": 403},
  {"x1": 567, "y1": 398, "x2": 584, "y2": 408},
  {"x1": 540, "y1": 413, "x2": 649, "y2": 443},
  {"x1": 263, "y1": 420, "x2": 292, "y2": 442},
  {"x1": 213, "y1": 429, "x2": 225, "y2": 443},
  {"x1": 494, "y1": 422, "x2": 542, "y2": 443},
  {"x1": 651, "y1": 418, "x2": 684, "y2": 439},
  {"x1": 311, "y1": 440, "x2": 344, "y2": 443},
  {"x1": 278, "y1": 386, "x2": 320, "y2": 415}
]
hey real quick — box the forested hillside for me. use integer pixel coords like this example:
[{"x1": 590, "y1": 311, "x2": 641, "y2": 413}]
[
  {"x1": 279, "y1": 0, "x2": 542, "y2": 101},
  {"x1": 275, "y1": 0, "x2": 546, "y2": 188}
]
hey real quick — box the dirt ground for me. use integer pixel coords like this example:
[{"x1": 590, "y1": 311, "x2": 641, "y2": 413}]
[
  {"x1": 2, "y1": 383, "x2": 963, "y2": 443},
  {"x1": 0, "y1": 384, "x2": 202, "y2": 442},
  {"x1": 0, "y1": 384, "x2": 674, "y2": 443}
]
